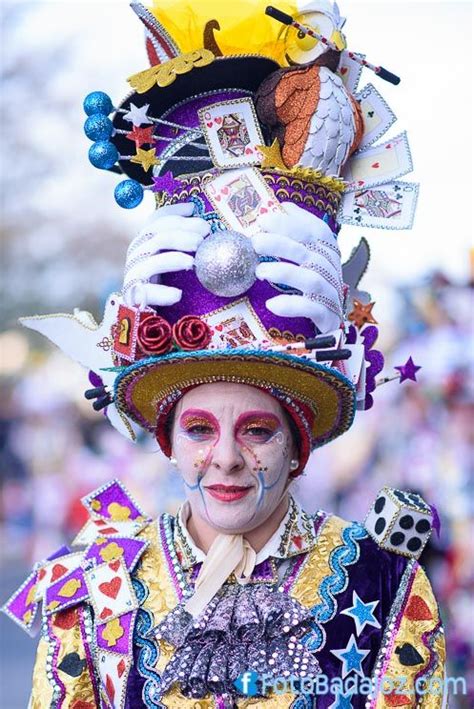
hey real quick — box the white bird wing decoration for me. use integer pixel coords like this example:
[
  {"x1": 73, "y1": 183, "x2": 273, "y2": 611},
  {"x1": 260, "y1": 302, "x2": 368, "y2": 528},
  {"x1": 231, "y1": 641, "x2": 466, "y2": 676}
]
[
  {"x1": 299, "y1": 67, "x2": 360, "y2": 176},
  {"x1": 19, "y1": 293, "x2": 139, "y2": 441}
]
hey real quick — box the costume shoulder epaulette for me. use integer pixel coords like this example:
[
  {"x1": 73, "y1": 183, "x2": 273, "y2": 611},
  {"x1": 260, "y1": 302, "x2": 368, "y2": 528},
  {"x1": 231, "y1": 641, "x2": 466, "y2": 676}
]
[
  {"x1": 2, "y1": 479, "x2": 151, "y2": 635},
  {"x1": 364, "y1": 487, "x2": 438, "y2": 559}
]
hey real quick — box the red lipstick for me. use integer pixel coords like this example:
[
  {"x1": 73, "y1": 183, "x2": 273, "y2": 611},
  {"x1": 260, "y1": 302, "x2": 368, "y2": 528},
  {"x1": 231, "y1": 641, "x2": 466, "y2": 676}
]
[{"x1": 205, "y1": 484, "x2": 252, "y2": 502}]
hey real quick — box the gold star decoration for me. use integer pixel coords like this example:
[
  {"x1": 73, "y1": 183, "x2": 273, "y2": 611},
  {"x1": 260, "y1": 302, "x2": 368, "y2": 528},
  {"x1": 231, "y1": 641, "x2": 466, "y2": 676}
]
[
  {"x1": 256, "y1": 138, "x2": 288, "y2": 170},
  {"x1": 107, "y1": 502, "x2": 131, "y2": 521},
  {"x1": 102, "y1": 618, "x2": 125, "y2": 648},
  {"x1": 348, "y1": 299, "x2": 378, "y2": 329},
  {"x1": 130, "y1": 147, "x2": 160, "y2": 172}
]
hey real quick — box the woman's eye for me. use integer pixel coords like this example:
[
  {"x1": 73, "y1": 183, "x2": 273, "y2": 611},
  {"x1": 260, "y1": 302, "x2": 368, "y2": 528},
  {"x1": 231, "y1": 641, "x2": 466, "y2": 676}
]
[
  {"x1": 243, "y1": 426, "x2": 274, "y2": 440},
  {"x1": 185, "y1": 425, "x2": 214, "y2": 437}
]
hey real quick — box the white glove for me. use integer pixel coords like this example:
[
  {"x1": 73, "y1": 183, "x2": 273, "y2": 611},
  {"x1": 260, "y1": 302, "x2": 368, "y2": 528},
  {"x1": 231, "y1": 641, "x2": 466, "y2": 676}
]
[
  {"x1": 252, "y1": 202, "x2": 344, "y2": 333},
  {"x1": 123, "y1": 202, "x2": 210, "y2": 309}
]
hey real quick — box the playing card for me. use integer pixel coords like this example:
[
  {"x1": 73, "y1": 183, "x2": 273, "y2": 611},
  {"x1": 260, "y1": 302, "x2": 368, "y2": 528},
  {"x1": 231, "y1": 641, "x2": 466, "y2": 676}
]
[
  {"x1": 203, "y1": 298, "x2": 270, "y2": 349},
  {"x1": 72, "y1": 518, "x2": 148, "y2": 547},
  {"x1": 338, "y1": 181, "x2": 419, "y2": 230},
  {"x1": 85, "y1": 559, "x2": 138, "y2": 625},
  {"x1": 96, "y1": 648, "x2": 131, "y2": 709},
  {"x1": 355, "y1": 84, "x2": 397, "y2": 149},
  {"x1": 337, "y1": 52, "x2": 365, "y2": 93},
  {"x1": 198, "y1": 98, "x2": 264, "y2": 169},
  {"x1": 343, "y1": 132, "x2": 413, "y2": 192},
  {"x1": 204, "y1": 167, "x2": 282, "y2": 236},
  {"x1": 35, "y1": 551, "x2": 84, "y2": 602}
]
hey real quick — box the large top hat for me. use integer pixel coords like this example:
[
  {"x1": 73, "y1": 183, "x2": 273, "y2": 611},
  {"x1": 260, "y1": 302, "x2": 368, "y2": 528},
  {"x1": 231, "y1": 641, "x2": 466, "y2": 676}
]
[{"x1": 25, "y1": 1, "x2": 419, "y2": 470}]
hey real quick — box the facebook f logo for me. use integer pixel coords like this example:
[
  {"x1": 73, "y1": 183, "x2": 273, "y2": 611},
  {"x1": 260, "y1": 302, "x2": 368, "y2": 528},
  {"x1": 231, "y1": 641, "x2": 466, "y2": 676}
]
[{"x1": 234, "y1": 670, "x2": 259, "y2": 696}]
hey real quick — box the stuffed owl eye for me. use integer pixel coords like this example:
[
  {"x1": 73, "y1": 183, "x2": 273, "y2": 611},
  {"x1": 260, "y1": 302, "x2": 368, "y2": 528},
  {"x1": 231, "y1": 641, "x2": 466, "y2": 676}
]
[{"x1": 282, "y1": 11, "x2": 346, "y2": 66}]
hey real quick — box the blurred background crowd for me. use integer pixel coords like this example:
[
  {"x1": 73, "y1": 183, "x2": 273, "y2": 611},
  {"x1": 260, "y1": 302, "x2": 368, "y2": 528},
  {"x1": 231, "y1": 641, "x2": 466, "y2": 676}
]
[{"x1": 0, "y1": 1, "x2": 472, "y2": 707}]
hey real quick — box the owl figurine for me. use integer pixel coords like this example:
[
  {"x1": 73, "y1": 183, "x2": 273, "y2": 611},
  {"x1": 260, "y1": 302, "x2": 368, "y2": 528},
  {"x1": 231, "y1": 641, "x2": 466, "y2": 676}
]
[{"x1": 255, "y1": 0, "x2": 363, "y2": 176}]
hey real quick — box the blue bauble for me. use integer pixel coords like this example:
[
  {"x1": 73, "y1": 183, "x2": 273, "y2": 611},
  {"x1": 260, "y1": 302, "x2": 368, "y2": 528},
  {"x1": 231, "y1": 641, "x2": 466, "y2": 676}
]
[
  {"x1": 88, "y1": 141, "x2": 118, "y2": 170},
  {"x1": 83, "y1": 91, "x2": 113, "y2": 116},
  {"x1": 84, "y1": 114, "x2": 113, "y2": 141},
  {"x1": 114, "y1": 180, "x2": 144, "y2": 209}
]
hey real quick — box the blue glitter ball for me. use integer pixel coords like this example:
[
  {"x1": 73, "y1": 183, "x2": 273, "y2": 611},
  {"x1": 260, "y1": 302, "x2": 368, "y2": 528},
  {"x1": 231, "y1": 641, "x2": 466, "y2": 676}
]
[
  {"x1": 83, "y1": 91, "x2": 113, "y2": 116},
  {"x1": 114, "y1": 180, "x2": 144, "y2": 209},
  {"x1": 88, "y1": 141, "x2": 118, "y2": 170},
  {"x1": 84, "y1": 114, "x2": 113, "y2": 141}
]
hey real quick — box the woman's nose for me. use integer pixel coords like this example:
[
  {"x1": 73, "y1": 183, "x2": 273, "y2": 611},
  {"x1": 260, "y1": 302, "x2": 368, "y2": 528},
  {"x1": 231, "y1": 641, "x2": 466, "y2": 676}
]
[{"x1": 209, "y1": 430, "x2": 245, "y2": 474}]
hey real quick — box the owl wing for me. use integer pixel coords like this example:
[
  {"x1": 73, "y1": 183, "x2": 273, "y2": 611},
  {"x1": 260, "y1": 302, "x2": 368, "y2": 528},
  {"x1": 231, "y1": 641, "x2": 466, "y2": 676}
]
[
  {"x1": 299, "y1": 67, "x2": 359, "y2": 176},
  {"x1": 272, "y1": 65, "x2": 321, "y2": 169}
]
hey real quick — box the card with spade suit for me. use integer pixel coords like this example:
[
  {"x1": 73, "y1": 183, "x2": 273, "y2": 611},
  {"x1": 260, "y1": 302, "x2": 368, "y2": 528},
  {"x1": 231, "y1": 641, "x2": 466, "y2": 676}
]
[
  {"x1": 204, "y1": 167, "x2": 282, "y2": 236},
  {"x1": 198, "y1": 98, "x2": 264, "y2": 169},
  {"x1": 85, "y1": 559, "x2": 138, "y2": 625}
]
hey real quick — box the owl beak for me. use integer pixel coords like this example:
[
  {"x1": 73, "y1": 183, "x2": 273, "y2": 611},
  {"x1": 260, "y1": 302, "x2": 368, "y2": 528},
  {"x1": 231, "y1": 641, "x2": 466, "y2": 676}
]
[{"x1": 330, "y1": 29, "x2": 347, "y2": 51}]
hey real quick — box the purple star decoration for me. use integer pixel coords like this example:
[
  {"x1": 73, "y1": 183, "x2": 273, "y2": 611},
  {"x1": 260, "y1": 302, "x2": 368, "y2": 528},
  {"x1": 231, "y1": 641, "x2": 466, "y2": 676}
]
[
  {"x1": 395, "y1": 356, "x2": 422, "y2": 383},
  {"x1": 151, "y1": 171, "x2": 184, "y2": 196}
]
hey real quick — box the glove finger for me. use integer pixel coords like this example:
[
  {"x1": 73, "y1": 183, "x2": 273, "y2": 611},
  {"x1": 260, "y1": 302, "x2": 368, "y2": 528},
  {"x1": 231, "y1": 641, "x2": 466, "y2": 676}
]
[
  {"x1": 251, "y1": 233, "x2": 308, "y2": 264},
  {"x1": 256, "y1": 212, "x2": 308, "y2": 242},
  {"x1": 125, "y1": 251, "x2": 194, "y2": 284},
  {"x1": 264, "y1": 294, "x2": 342, "y2": 332},
  {"x1": 124, "y1": 282, "x2": 182, "y2": 308},
  {"x1": 256, "y1": 261, "x2": 335, "y2": 296},
  {"x1": 147, "y1": 202, "x2": 195, "y2": 220},
  {"x1": 140, "y1": 214, "x2": 210, "y2": 237},
  {"x1": 127, "y1": 230, "x2": 205, "y2": 262},
  {"x1": 280, "y1": 201, "x2": 336, "y2": 243}
]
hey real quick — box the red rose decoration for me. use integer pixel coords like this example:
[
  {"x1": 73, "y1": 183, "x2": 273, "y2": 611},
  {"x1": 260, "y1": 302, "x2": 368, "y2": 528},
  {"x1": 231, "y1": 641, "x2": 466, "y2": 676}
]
[
  {"x1": 173, "y1": 315, "x2": 212, "y2": 351},
  {"x1": 137, "y1": 314, "x2": 173, "y2": 355}
]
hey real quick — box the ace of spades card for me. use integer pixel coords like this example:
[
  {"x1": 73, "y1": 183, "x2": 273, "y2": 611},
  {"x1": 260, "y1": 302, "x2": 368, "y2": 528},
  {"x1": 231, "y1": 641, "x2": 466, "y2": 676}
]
[
  {"x1": 198, "y1": 98, "x2": 265, "y2": 169},
  {"x1": 204, "y1": 167, "x2": 282, "y2": 236},
  {"x1": 85, "y1": 559, "x2": 138, "y2": 625}
]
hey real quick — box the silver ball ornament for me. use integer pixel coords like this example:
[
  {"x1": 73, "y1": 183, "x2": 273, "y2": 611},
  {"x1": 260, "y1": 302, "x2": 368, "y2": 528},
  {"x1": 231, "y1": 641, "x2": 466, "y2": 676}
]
[{"x1": 194, "y1": 230, "x2": 258, "y2": 297}]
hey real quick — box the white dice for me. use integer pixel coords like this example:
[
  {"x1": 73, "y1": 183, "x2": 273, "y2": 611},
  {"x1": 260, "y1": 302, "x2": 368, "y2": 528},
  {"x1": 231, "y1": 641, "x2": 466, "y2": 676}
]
[{"x1": 365, "y1": 487, "x2": 433, "y2": 559}]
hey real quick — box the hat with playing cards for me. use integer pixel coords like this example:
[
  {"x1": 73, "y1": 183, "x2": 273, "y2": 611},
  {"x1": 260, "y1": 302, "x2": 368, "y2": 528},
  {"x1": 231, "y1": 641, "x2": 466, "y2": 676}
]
[{"x1": 57, "y1": 1, "x2": 418, "y2": 467}]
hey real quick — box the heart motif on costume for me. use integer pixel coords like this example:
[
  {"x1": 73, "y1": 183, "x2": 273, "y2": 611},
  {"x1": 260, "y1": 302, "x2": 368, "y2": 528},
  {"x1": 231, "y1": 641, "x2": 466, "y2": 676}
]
[
  {"x1": 206, "y1": 122, "x2": 213, "y2": 128},
  {"x1": 109, "y1": 560, "x2": 121, "y2": 573},
  {"x1": 260, "y1": 207, "x2": 268, "y2": 214},
  {"x1": 371, "y1": 162, "x2": 380, "y2": 168},
  {"x1": 221, "y1": 187, "x2": 229, "y2": 195},
  {"x1": 100, "y1": 607, "x2": 113, "y2": 620},
  {"x1": 385, "y1": 143, "x2": 392, "y2": 149},
  {"x1": 37, "y1": 568, "x2": 47, "y2": 581},
  {"x1": 215, "y1": 324, "x2": 223, "y2": 331},
  {"x1": 117, "y1": 658, "x2": 126, "y2": 678},
  {"x1": 51, "y1": 564, "x2": 68, "y2": 582},
  {"x1": 99, "y1": 577, "x2": 122, "y2": 599},
  {"x1": 215, "y1": 194, "x2": 221, "y2": 201},
  {"x1": 357, "y1": 180, "x2": 365, "y2": 186},
  {"x1": 54, "y1": 608, "x2": 78, "y2": 630},
  {"x1": 340, "y1": 67, "x2": 348, "y2": 75},
  {"x1": 245, "y1": 147, "x2": 253, "y2": 155},
  {"x1": 404, "y1": 594, "x2": 433, "y2": 621},
  {"x1": 215, "y1": 117, "x2": 222, "y2": 124}
]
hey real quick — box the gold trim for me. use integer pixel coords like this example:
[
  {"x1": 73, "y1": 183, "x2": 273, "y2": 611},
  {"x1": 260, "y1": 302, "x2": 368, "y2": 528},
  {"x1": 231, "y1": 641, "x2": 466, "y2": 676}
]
[{"x1": 127, "y1": 49, "x2": 215, "y2": 93}]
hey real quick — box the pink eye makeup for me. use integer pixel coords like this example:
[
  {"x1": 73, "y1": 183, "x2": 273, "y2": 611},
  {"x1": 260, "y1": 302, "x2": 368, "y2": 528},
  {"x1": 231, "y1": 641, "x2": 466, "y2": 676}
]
[
  {"x1": 234, "y1": 411, "x2": 282, "y2": 444},
  {"x1": 179, "y1": 409, "x2": 220, "y2": 440}
]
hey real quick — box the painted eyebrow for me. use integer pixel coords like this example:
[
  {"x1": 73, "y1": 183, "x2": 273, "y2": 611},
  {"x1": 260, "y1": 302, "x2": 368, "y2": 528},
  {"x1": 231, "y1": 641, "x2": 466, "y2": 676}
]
[
  {"x1": 234, "y1": 411, "x2": 282, "y2": 431},
  {"x1": 179, "y1": 408, "x2": 220, "y2": 429}
]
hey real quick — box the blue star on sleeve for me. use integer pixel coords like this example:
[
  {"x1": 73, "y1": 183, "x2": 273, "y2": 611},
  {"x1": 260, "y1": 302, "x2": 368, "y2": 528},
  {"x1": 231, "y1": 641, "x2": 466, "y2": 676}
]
[
  {"x1": 330, "y1": 635, "x2": 370, "y2": 678},
  {"x1": 341, "y1": 591, "x2": 381, "y2": 635}
]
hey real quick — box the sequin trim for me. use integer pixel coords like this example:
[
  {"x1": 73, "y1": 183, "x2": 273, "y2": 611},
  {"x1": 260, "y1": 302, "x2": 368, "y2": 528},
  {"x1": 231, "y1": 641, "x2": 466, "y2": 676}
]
[{"x1": 133, "y1": 576, "x2": 163, "y2": 707}]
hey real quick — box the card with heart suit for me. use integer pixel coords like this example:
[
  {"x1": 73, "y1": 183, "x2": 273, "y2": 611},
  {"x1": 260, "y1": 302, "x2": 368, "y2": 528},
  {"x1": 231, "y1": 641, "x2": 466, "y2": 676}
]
[
  {"x1": 343, "y1": 132, "x2": 413, "y2": 192},
  {"x1": 35, "y1": 551, "x2": 84, "y2": 602},
  {"x1": 198, "y1": 98, "x2": 265, "y2": 169},
  {"x1": 204, "y1": 167, "x2": 282, "y2": 236},
  {"x1": 203, "y1": 297, "x2": 270, "y2": 349},
  {"x1": 338, "y1": 181, "x2": 419, "y2": 230},
  {"x1": 85, "y1": 559, "x2": 138, "y2": 625},
  {"x1": 355, "y1": 84, "x2": 397, "y2": 150},
  {"x1": 72, "y1": 517, "x2": 148, "y2": 547},
  {"x1": 96, "y1": 648, "x2": 131, "y2": 709},
  {"x1": 337, "y1": 52, "x2": 364, "y2": 94}
]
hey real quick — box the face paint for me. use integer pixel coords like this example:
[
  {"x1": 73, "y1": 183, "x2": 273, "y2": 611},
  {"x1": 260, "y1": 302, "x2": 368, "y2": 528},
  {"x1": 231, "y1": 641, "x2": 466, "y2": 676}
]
[{"x1": 171, "y1": 384, "x2": 297, "y2": 535}]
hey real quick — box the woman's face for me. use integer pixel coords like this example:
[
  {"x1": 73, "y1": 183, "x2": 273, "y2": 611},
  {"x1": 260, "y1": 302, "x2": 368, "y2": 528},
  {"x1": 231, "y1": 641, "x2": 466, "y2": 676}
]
[{"x1": 170, "y1": 383, "x2": 297, "y2": 534}]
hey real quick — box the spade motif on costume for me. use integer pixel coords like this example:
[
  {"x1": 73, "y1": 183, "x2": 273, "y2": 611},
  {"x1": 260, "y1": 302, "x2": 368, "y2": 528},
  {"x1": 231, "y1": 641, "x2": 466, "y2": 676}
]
[
  {"x1": 58, "y1": 652, "x2": 87, "y2": 678},
  {"x1": 395, "y1": 643, "x2": 424, "y2": 666}
]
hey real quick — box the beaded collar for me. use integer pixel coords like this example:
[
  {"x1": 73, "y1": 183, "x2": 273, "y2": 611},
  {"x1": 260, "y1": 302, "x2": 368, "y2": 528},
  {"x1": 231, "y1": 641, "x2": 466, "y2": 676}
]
[{"x1": 173, "y1": 494, "x2": 320, "y2": 571}]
